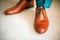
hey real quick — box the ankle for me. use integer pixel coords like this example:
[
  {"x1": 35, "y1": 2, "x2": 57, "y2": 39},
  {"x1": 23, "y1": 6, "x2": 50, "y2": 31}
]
[{"x1": 36, "y1": 6, "x2": 45, "y2": 11}]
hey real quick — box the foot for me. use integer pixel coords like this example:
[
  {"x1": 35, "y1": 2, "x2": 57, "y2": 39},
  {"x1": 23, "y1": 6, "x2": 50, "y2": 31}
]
[
  {"x1": 34, "y1": 7, "x2": 49, "y2": 34},
  {"x1": 5, "y1": 0, "x2": 34, "y2": 15}
]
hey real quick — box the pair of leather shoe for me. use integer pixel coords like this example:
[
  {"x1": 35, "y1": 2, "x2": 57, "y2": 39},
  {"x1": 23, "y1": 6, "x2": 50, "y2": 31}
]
[{"x1": 5, "y1": 0, "x2": 49, "y2": 34}]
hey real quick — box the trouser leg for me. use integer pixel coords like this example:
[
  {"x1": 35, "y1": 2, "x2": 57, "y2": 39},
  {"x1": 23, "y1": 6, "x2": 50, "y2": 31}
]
[
  {"x1": 36, "y1": 0, "x2": 53, "y2": 8},
  {"x1": 44, "y1": 0, "x2": 53, "y2": 8}
]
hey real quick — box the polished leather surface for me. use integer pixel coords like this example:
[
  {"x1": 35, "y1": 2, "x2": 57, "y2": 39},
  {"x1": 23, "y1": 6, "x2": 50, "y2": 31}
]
[
  {"x1": 34, "y1": 7, "x2": 49, "y2": 33},
  {"x1": 5, "y1": 0, "x2": 34, "y2": 15}
]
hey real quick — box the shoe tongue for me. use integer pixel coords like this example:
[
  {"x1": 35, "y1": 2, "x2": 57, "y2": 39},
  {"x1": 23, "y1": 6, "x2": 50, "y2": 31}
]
[
  {"x1": 40, "y1": 12, "x2": 44, "y2": 20},
  {"x1": 39, "y1": 9, "x2": 44, "y2": 20}
]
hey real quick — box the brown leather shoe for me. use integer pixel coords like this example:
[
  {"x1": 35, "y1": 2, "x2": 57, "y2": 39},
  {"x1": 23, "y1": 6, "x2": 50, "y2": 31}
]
[
  {"x1": 34, "y1": 7, "x2": 49, "y2": 34},
  {"x1": 5, "y1": 0, "x2": 34, "y2": 15}
]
